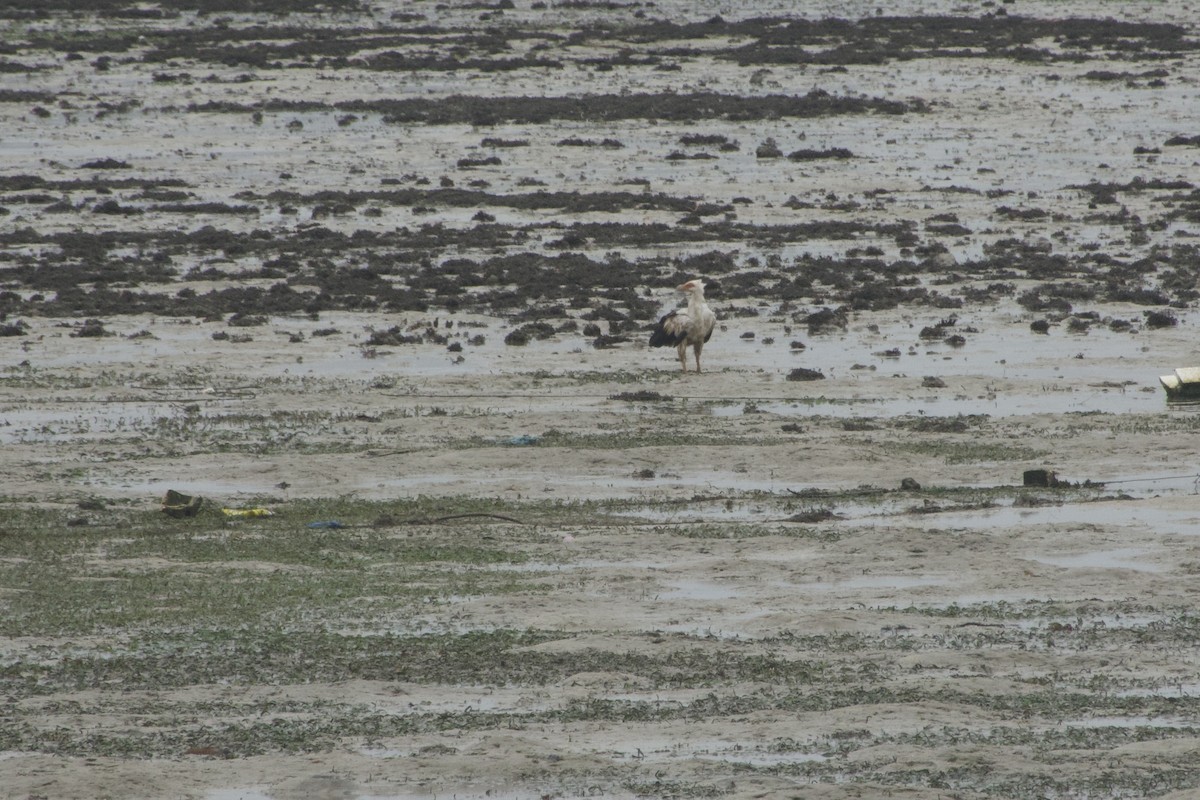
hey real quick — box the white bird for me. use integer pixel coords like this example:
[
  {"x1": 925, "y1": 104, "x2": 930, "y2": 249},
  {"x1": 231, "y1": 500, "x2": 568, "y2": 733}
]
[{"x1": 649, "y1": 278, "x2": 717, "y2": 373}]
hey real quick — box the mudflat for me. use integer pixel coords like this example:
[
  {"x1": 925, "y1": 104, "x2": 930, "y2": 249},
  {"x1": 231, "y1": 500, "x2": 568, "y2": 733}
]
[{"x1": 3, "y1": 1, "x2": 1200, "y2": 798}]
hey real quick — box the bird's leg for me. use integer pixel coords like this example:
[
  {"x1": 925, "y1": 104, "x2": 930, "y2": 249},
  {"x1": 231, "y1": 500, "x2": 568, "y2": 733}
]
[
  {"x1": 677, "y1": 342, "x2": 688, "y2": 372},
  {"x1": 693, "y1": 341, "x2": 703, "y2": 373}
]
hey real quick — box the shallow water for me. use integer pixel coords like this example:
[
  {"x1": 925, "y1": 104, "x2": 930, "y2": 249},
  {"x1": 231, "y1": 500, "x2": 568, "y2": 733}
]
[
  {"x1": 3, "y1": 300, "x2": 1192, "y2": 464},
  {"x1": 1031, "y1": 547, "x2": 1163, "y2": 573},
  {"x1": 707, "y1": 384, "x2": 1161, "y2": 418},
  {"x1": 921, "y1": 502, "x2": 1200, "y2": 538},
  {"x1": 657, "y1": 578, "x2": 746, "y2": 601},
  {"x1": 617, "y1": 488, "x2": 1199, "y2": 531}
]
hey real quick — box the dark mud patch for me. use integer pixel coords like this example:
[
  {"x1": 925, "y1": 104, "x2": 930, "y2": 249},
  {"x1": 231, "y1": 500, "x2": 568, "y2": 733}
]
[
  {"x1": 186, "y1": 90, "x2": 923, "y2": 125},
  {"x1": 1, "y1": 3, "x2": 1197, "y2": 334},
  {"x1": 46, "y1": 13, "x2": 1191, "y2": 75},
  {"x1": 645, "y1": 15, "x2": 1200, "y2": 66},
  {"x1": 5, "y1": 219, "x2": 1197, "y2": 325},
  {"x1": 1, "y1": 0, "x2": 366, "y2": 20}
]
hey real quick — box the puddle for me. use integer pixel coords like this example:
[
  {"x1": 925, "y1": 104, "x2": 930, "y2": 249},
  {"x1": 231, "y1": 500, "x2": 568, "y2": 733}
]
[
  {"x1": 926, "y1": 503, "x2": 1200, "y2": 537},
  {"x1": 1030, "y1": 548, "x2": 1163, "y2": 573},
  {"x1": 657, "y1": 579, "x2": 744, "y2": 601},
  {"x1": 381, "y1": 468, "x2": 846, "y2": 500},
  {"x1": 618, "y1": 491, "x2": 1199, "y2": 534},
  {"x1": 707, "y1": 388, "x2": 1161, "y2": 419},
  {"x1": 1101, "y1": 469, "x2": 1200, "y2": 495},
  {"x1": 380, "y1": 472, "x2": 685, "y2": 494}
]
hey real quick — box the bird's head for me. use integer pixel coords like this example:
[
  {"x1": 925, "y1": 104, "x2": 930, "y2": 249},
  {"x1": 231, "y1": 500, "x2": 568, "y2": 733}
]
[{"x1": 677, "y1": 279, "x2": 706, "y2": 296}]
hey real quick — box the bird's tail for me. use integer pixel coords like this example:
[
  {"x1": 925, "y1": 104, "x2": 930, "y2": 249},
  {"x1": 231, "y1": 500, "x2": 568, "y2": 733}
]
[{"x1": 649, "y1": 325, "x2": 672, "y2": 347}]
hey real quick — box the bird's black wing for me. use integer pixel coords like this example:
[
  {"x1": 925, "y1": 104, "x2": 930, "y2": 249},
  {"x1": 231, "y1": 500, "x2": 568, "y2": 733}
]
[{"x1": 649, "y1": 310, "x2": 691, "y2": 347}]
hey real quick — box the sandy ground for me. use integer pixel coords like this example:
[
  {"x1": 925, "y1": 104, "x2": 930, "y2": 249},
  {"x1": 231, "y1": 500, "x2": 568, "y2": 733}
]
[
  {"x1": 4, "y1": 0, "x2": 1200, "y2": 798},
  {"x1": 5, "y1": 302, "x2": 1200, "y2": 799}
]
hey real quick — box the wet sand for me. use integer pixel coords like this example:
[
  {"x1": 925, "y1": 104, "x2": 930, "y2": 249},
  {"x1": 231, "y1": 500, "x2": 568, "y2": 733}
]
[{"x1": 3, "y1": 1, "x2": 1200, "y2": 798}]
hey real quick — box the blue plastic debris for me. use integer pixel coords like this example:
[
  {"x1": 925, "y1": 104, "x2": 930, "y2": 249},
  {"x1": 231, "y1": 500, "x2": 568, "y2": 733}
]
[{"x1": 505, "y1": 435, "x2": 540, "y2": 446}]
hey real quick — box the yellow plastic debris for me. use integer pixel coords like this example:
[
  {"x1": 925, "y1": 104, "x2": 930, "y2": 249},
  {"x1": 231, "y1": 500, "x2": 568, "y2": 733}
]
[{"x1": 221, "y1": 507, "x2": 274, "y2": 518}]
